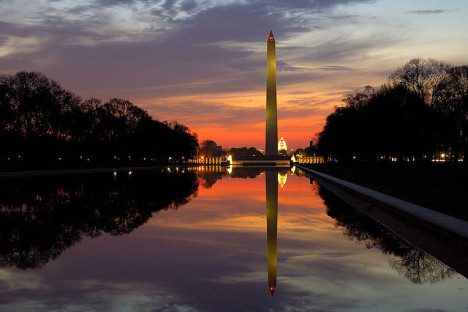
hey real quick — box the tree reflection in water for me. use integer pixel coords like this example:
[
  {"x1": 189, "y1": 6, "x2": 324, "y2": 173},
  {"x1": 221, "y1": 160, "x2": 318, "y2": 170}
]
[
  {"x1": 0, "y1": 168, "x2": 456, "y2": 287},
  {"x1": 197, "y1": 169, "x2": 456, "y2": 286},
  {"x1": 196, "y1": 166, "x2": 265, "y2": 189},
  {"x1": 0, "y1": 170, "x2": 199, "y2": 269},
  {"x1": 196, "y1": 169, "x2": 224, "y2": 189},
  {"x1": 315, "y1": 179, "x2": 454, "y2": 284}
]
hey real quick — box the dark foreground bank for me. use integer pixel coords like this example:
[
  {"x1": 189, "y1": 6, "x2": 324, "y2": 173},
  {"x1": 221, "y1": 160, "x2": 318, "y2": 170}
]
[{"x1": 301, "y1": 162, "x2": 468, "y2": 221}]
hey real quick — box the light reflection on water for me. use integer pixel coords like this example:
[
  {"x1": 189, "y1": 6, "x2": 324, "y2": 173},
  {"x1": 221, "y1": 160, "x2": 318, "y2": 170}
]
[{"x1": 0, "y1": 167, "x2": 466, "y2": 312}]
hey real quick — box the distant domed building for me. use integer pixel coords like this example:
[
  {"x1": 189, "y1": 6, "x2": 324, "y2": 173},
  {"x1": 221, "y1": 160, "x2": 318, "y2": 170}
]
[{"x1": 278, "y1": 137, "x2": 287, "y2": 153}]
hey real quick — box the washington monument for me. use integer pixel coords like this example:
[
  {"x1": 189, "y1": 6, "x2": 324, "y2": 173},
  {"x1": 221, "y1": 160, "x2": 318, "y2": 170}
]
[{"x1": 265, "y1": 31, "x2": 278, "y2": 156}]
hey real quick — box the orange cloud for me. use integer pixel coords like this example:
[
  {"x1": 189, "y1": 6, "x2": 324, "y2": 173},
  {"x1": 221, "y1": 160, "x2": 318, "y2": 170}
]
[{"x1": 137, "y1": 81, "x2": 347, "y2": 148}]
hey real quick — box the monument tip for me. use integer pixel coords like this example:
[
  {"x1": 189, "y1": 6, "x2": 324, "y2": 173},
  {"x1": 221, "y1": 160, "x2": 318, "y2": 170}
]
[
  {"x1": 268, "y1": 31, "x2": 275, "y2": 42},
  {"x1": 269, "y1": 285, "x2": 276, "y2": 296}
]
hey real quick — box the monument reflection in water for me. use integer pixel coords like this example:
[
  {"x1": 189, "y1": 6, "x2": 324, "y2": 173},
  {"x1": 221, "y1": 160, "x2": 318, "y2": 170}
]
[{"x1": 266, "y1": 170, "x2": 278, "y2": 295}]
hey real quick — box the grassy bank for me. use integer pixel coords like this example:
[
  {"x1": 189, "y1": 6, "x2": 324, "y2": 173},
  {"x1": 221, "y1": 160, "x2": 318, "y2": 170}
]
[{"x1": 303, "y1": 163, "x2": 468, "y2": 221}]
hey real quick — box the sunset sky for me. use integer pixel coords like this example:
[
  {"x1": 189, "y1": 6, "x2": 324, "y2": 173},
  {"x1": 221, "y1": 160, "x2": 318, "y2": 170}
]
[{"x1": 1, "y1": 0, "x2": 468, "y2": 148}]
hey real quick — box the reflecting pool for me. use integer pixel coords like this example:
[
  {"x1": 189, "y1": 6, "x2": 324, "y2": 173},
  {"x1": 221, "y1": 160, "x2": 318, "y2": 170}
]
[{"x1": 0, "y1": 167, "x2": 466, "y2": 311}]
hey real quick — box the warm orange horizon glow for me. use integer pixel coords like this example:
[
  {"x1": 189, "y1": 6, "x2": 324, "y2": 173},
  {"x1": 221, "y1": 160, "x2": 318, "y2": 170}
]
[
  {"x1": 148, "y1": 173, "x2": 331, "y2": 233},
  {"x1": 2, "y1": 1, "x2": 467, "y2": 149},
  {"x1": 134, "y1": 58, "x2": 394, "y2": 149},
  {"x1": 138, "y1": 85, "x2": 347, "y2": 149}
]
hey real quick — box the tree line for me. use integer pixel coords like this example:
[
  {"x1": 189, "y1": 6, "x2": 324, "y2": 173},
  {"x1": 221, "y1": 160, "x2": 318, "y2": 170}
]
[
  {"x1": 0, "y1": 71, "x2": 198, "y2": 168},
  {"x1": 317, "y1": 59, "x2": 467, "y2": 163},
  {"x1": 197, "y1": 139, "x2": 263, "y2": 159}
]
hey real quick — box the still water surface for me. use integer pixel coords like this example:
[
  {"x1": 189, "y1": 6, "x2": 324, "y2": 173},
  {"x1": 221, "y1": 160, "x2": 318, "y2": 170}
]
[{"x1": 0, "y1": 167, "x2": 466, "y2": 311}]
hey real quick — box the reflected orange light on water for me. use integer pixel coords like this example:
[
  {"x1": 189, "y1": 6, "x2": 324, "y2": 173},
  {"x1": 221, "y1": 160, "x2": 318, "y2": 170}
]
[{"x1": 148, "y1": 173, "x2": 334, "y2": 234}]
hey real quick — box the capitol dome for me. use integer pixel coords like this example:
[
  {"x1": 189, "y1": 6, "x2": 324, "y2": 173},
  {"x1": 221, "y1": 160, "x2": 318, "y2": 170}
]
[{"x1": 278, "y1": 136, "x2": 287, "y2": 152}]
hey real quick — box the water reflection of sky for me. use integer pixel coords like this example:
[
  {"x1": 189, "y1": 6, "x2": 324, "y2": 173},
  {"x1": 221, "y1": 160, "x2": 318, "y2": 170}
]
[{"x1": 0, "y1": 169, "x2": 467, "y2": 312}]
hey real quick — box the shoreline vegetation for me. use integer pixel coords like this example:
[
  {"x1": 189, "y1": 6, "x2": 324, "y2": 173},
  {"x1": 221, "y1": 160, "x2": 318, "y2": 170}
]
[
  {"x1": 0, "y1": 71, "x2": 198, "y2": 170},
  {"x1": 302, "y1": 58, "x2": 467, "y2": 223},
  {"x1": 0, "y1": 60, "x2": 466, "y2": 224},
  {"x1": 290, "y1": 59, "x2": 468, "y2": 222},
  {"x1": 315, "y1": 58, "x2": 467, "y2": 164}
]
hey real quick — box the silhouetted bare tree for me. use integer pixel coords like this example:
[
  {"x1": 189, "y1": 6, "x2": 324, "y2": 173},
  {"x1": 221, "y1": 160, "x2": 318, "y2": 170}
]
[
  {"x1": 433, "y1": 66, "x2": 468, "y2": 162},
  {"x1": 389, "y1": 58, "x2": 451, "y2": 106}
]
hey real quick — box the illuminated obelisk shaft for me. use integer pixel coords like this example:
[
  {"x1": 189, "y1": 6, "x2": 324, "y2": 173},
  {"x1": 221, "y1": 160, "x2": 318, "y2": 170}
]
[
  {"x1": 266, "y1": 170, "x2": 278, "y2": 296},
  {"x1": 265, "y1": 31, "x2": 278, "y2": 156}
]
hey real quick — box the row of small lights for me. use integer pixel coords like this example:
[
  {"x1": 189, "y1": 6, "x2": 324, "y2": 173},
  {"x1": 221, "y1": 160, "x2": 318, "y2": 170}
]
[
  {"x1": 350, "y1": 153, "x2": 461, "y2": 162},
  {"x1": 113, "y1": 170, "x2": 133, "y2": 177},
  {"x1": 112, "y1": 166, "x2": 188, "y2": 177},
  {"x1": 3, "y1": 155, "x2": 187, "y2": 162},
  {"x1": 3, "y1": 153, "x2": 462, "y2": 163}
]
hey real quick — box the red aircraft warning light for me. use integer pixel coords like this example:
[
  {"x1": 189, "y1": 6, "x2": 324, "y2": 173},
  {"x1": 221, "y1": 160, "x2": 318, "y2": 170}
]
[{"x1": 268, "y1": 31, "x2": 275, "y2": 42}]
